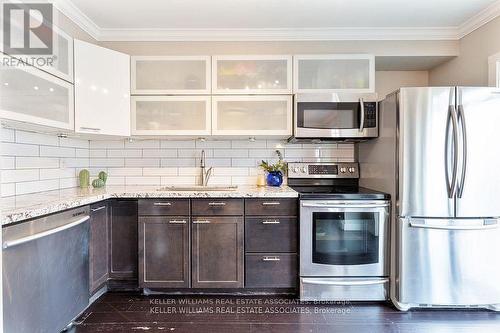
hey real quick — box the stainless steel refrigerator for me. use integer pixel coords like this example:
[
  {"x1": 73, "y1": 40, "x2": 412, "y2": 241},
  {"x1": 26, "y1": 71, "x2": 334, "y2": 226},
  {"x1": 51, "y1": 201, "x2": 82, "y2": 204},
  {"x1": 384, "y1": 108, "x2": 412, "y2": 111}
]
[{"x1": 359, "y1": 87, "x2": 500, "y2": 311}]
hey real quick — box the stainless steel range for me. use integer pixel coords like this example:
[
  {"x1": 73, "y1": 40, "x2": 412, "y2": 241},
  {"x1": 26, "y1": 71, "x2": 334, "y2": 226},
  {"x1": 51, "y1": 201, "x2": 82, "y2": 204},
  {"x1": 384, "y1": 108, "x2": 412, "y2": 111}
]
[{"x1": 287, "y1": 162, "x2": 390, "y2": 301}]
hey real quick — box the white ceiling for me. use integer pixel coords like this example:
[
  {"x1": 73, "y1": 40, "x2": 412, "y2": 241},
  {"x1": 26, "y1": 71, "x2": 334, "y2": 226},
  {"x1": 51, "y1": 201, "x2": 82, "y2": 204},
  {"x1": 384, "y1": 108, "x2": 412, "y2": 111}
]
[{"x1": 53, "y1": 0, "x2": 500, "y2": 41}]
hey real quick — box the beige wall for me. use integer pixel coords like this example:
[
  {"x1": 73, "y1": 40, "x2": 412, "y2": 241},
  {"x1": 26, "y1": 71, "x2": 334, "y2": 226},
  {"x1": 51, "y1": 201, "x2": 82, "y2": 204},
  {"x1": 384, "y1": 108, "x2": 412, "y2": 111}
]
[
  {"x1": 429, "y1": 16, "x2": 500, "y2": 86},
  {"x1": 375, "y1": 71, "x2": 429, "y2": 99}
]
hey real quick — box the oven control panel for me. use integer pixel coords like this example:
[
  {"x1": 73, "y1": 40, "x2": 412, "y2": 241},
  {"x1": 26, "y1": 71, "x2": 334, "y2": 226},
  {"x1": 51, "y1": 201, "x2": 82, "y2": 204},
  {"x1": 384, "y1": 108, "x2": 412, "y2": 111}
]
[{"x1": 287, "y1": 162, "x2": 359, "y2": 178}]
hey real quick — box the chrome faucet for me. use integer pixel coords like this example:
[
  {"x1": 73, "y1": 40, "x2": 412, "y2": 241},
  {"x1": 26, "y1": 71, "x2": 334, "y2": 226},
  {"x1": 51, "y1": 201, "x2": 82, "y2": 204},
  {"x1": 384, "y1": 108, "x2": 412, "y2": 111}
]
[{"x1": 200, "y1": 150, "x2": 213, "y2": 186}]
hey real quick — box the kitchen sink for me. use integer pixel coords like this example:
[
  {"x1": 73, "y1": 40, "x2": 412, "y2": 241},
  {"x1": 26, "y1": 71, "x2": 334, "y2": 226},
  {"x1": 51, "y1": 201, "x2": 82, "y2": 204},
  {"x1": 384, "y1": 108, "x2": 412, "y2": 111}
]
[{"x1": 157, "y1": 185, "x2": 238, "y2": 191}]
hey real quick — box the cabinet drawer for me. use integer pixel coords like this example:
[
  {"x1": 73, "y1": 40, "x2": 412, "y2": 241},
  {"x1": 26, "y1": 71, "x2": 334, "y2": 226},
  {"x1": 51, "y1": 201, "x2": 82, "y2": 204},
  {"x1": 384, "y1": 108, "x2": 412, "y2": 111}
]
[
  {"x1": 245, "y1": 199, "x2": 297, "y2": 216},
  {"x1": 138, "y1": 199, "x2": 190, "y2": 216},
  {"x1": 245, "y1": 254, "x2": 297, "y2": 288},
  {"x1": 246, "y1": 217, "x2": 297, "y2": 253},
  {"x1": 192, "y1": 199, "x2": 244, "y2": 216}
]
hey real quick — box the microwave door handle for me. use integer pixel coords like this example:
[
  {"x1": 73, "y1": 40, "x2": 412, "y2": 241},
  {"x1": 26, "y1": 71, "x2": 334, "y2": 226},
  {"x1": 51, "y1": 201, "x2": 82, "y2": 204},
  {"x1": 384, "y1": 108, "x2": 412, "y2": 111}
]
[{"x1": 359, "y1": 98, "x2": 365, "y2": 132}]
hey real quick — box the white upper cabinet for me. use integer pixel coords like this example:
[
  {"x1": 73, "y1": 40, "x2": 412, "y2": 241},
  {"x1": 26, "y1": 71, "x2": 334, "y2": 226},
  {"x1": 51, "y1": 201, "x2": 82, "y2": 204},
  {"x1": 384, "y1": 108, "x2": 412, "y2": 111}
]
[
  {"x1": 131, "y1": 56, "x2": 211, "y2": 95},
  {"x1": 212, "y1": 55, "x2": 292, "y2": 94},
  {"x1": 1, "y1": 24, "x2": 74, "y2": 83},
  {"x1": 74, "y1": 40, "x2": 131, "y2": 137},
  {"x1": 0, "y1": 54, "x2": 74, "y2": 131},
  {"x1": 294, "y1": 54, "x2": 375, "y2": 93},
  {"x1": 212, "y1": 95, "x2": 292, "y2": 137},
  {"x1": 131, "y1": 96, "x2": 211, "y2": 136}
]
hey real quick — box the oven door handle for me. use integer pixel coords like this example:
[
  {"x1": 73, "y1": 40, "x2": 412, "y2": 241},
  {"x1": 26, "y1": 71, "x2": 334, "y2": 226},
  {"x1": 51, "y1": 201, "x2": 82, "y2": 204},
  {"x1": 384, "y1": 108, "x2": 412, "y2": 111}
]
[
  {"x1": 301, "y1": 278, "x2": 389, "y2": 286},
  {"x1": 301, "y1": 202, "x2": 389, "y2": 209}
]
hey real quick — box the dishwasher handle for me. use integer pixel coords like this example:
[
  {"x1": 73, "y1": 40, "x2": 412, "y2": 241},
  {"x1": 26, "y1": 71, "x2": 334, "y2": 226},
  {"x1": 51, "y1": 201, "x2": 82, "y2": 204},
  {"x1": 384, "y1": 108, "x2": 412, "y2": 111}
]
[{"x1": 3, "y1": 215, "x2": 90, "y2": 249}]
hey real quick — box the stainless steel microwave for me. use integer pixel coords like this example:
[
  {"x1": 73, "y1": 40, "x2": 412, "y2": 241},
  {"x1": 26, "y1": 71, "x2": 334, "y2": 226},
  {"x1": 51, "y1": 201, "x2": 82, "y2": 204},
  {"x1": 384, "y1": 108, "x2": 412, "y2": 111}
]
[{"x1": 291, "y1": 93, "x2": 378, "y2": 142}]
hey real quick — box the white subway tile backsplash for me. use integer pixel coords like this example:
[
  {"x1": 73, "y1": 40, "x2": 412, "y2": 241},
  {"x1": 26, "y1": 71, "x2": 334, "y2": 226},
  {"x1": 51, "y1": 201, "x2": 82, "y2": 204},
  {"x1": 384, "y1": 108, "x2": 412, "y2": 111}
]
[
  {"x1": 161, "y1": 140, "x2": 195, "y2": 149},
  {"x1": 15, "y1": 179, "x2": 59, "y2": 195},
  {"x1": 107, "y1": 149, "x2": 142, "y2": 158},
  {"x1": 16, "y1": 131, "x2": 59, "y2": 146},
  {"x1": 1, "y1": 129, "x2": 90, "y2": 196},
  {"x1": 1, "y1": 128, "x2": 357, "y2": 197},
  {"x1": 1, "y1": 183, "x2": 15, "y2": 197},
  {"x1": 90, "y1": 140, "x2": 125, "y2": 149},
  {"x1": 90, "y1": 149, "x2": 107, "y2": 157},
  {"x1": 40, "y1": 168, "x2": 75, "y2": 180},
  {"x1": 231, "y1": 140, "x2": 267, "y2": 149},
  {"x1": 142, "y1": 149, "x2": 177, "y2": 158},
  {"x1": 1, "y1": 157, "x2": 15, "y2": 169},
  {"x1": 143, "y1": 167, "x2": 177, "y2": 176},
  {"x1": 16, "y1": 157, "x2": 59, "y2": 169},
  {"x1": 90, "y1": 158, "x2": 125, "y2": 168},
  {"x1": 40, "y1": 146, "x2": 76, "y2": 158},
  {"x1": 59, "y1": 137, "x2": 89, "y2": 149},
  {"x1": 1, "y1": 128, "x2": 15, "y2": 142},
  {"x1": 1, "y1": 142, "x2": 39, "y2": 156},
  {"x1": 107, "y1": 168, "x2": 143, "y2": 176},
  {"x1": 195, "y1": 140, "x2": 231, "y2": 149},
  {"x1": 213, "y1": 149, "x2": 248, "y2": 158},
  {"x1": 125, "y1": 158, "x2": 160, "y2": 167},
  {"x1": 125, "y1": 176, "x2": 161, "y2": 186},
  {"x1": 125, "y1": 140, "x2": 160, "y2": 149},
  {"x1": 1, "y1": 169, "x2": 39, "y2": 183}
]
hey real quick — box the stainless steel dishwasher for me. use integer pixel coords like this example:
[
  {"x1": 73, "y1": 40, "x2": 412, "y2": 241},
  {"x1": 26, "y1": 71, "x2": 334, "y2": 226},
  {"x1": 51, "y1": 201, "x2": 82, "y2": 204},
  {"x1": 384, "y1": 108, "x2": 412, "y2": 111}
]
[{"x1": 2, "y1": 206, "x2": 90, "y2": 333}]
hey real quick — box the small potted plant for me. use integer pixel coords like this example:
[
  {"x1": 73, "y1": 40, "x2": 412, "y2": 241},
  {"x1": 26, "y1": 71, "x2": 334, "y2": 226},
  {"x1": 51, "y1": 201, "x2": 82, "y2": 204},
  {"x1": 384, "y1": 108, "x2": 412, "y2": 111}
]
[{"x1": 259, "y1": 150, "x2": 287, "y2": 187}]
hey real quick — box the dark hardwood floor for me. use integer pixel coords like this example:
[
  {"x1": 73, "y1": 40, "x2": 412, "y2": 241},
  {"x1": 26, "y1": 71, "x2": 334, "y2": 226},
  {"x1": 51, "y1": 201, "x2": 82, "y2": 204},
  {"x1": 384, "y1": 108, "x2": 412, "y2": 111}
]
[{"x1": 72, "y1": 292, "x2": 500, "y2": 333}]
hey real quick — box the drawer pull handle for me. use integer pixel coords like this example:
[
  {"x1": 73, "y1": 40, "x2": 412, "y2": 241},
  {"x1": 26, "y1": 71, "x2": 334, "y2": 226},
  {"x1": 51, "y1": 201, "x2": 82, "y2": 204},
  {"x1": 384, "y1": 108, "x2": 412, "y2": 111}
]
[
  {"x1": 154, "y1": 202, "x2": 172, "y2": 206},
  {"x1": 193, "y1": 220, "x2": 211, "y2": 224},
  {"x1": 169, "y1": 220, "x2": 187, "y2": 224},
  {"x1": 262, "y1": 256, "x2": 281, "y2": 261},
  {"x1": 262, "y1": 202, "x2": 280, "y2": 206},
  {"x1": 91, "y1": 206, "x2": 106, "y2": 212},
  {"x1": 262, "y1": 220, "x2": 280, "y2": 224},
  {"x1": 208, "y1": 202, "x2": 226, "y2": 206}
]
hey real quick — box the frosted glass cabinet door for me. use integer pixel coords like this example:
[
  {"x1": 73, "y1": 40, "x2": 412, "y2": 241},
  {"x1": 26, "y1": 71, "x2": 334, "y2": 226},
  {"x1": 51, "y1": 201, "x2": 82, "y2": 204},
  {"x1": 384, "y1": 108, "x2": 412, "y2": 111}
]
[
  {"x1": 131, "y1": 56, "x2": 211, "y2": 94},
  {"x1": 294, "y1": 55, "x2": 375, "y2": 93},
  {"x1": 213, "y1": 55, "x2": 292, "y2": 94},
  {"x1": 212, "y1": 96, "x2": 292, "y2": 137},
  {"x1": 1, "y1": 24, "x2": 74, "y2": 83},
  {"x1": 0, "y1": 54, "x2": 74, "y2": 130},
  {"x1": 132, "y1": 96, "x2": 211, "y2": 136}
]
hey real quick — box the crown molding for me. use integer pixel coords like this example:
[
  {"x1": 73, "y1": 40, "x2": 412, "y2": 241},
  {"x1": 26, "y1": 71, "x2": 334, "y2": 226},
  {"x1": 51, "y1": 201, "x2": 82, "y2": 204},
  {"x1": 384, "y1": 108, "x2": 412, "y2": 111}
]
[
  {"x1": 52, "y1": 0, "x2": 500, "y2": 42},
  {"x1": 50, "y1": 0, "x2": 100, "y2": 40},
  {"x1": 457, "y1": 0, "x2": 500, "y2": 38},
  {"x1": 97, "y1": 27, "x2": 458, "y2": 42}
]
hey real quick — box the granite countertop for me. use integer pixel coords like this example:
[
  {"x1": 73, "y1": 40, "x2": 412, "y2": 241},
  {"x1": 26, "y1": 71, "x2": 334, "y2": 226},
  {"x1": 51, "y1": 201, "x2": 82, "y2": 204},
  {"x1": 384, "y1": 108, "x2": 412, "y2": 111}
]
[{"x1": 1, "y1": 185, "x2": 298, "y2": 225}]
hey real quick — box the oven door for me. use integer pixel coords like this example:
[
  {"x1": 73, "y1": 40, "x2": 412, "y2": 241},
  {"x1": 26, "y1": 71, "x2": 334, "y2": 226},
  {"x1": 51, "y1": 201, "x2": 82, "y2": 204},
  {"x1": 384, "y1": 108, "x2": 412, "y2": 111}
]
[
  {"x1": 294, "y1": 93, "x2": 378, "y2": 139},
  {"x1": 300, "y1": 200, "x2": 389, "y2": 277}
]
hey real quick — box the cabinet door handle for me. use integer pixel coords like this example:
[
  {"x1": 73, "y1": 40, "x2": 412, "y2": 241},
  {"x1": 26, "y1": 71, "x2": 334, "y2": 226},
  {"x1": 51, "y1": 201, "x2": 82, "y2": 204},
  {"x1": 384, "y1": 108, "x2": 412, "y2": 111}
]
[
  {"x1": 153, "y1": 202, "x2": 172, "y2": 206},
  {"x1": 169, "y1": 220, "x2": 187, "y2": 224},
  {"x1": 262, "y1": 256, "x2": 281, "y2": 261},
  {"x1": 208, "y1": 202, "x2": 226, "y2": 206},
  {"x1": 80, "y1": 127, "x2": 101, "y2": 132},
  {"x1": 262, "y1": 219, "x2": 280, "y2": 224},
  {"x1": 193, "y1": 220, "x2": 211, "y2": 224},
  {"x1": 262, "y1": 202, "x2": 280, "y2": 206},
  {"x1": 91, "y1": 206, "x2": 106, "y2": 212}
]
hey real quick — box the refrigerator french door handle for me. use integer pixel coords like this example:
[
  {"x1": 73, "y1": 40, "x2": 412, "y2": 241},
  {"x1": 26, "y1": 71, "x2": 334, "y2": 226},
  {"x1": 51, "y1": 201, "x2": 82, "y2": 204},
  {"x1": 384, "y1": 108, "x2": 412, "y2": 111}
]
[
  {"x1": 445, "y1": 104, "x2": 459, "y2": 199},
  {"x1": 457, "y1": 103, "x2": 467, "y2": 198}
]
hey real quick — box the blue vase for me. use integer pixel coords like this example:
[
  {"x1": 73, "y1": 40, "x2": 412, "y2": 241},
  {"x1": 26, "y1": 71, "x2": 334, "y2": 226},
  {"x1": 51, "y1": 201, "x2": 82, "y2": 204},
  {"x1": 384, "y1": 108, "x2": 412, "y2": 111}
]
[{"x1": 266, "y1": 171, "x2": 283, "y2": 187}]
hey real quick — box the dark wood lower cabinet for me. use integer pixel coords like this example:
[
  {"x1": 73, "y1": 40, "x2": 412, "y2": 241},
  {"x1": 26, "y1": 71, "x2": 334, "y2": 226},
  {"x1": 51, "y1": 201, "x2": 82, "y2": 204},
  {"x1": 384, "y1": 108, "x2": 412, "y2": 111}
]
[
  {"x1": 89, "y1": 202, "x2": 109, "y2": 294},
  {"x1": 139, "y1": 216, "x2": 190, "y2": 288},
  {"x1": 109, "y1": 200, "x2": 138, "y2": 280},
  {"x1": 192, "y1": 216, "x2": 244, "y2": 288},
  {"x1": 245, "y1": 253, "x2": 298, "y2": 288}
]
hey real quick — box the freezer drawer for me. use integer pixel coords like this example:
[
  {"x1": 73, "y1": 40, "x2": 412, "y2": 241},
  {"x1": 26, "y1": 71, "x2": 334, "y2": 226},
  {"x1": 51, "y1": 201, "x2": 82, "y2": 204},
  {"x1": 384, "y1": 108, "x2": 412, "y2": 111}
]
[
  {"x1": 395, "y1": 217, "x2": 500, "y2": 310},
  {"x1": 300, "y1": 277, "x2": 388, "y2": 301}
]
